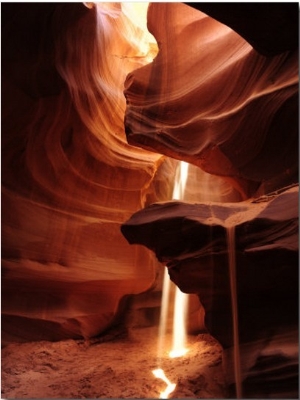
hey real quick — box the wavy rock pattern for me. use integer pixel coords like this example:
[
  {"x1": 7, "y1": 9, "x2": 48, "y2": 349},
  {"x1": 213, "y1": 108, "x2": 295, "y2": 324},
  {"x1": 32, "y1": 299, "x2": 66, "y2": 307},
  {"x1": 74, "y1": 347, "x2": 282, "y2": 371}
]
[
  {"x1": 122, "y1": 185, "x2": 299, "y2": 398},
  {"x1": 125, "y1": 2, "x2": 298, "y2": 200},
  {"x1": 1, "y1": 4, "x2": 298, "y2": 397},
  {"x1": 2, "y1": 3, "x2": 173, "y2": 343},
  {"x1": 122, "y1": 3, "x2": 299, "y2": 396}
]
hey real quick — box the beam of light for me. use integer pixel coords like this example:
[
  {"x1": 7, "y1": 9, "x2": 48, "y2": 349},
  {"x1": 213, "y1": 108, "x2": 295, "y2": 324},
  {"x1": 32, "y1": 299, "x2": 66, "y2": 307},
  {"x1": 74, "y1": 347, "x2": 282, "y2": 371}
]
[
  {"x1": 153, "y1": 161, "x2": 190, "y2": 398},
  {"x1": 152, "y1": 369, "x2": 176, "y2": 399},
  {"x1": 169, "y1": 286, "x2": 189, "y2": 358},
  {"x1": 168, "y1": 161, "x2": 190, "y2": 358},
  {"x1": 172, "y1": 161, "x2": 189, "y2": 200},
  {"x1": 157, "y1": 268, "x2": 172, "y2": 362}
]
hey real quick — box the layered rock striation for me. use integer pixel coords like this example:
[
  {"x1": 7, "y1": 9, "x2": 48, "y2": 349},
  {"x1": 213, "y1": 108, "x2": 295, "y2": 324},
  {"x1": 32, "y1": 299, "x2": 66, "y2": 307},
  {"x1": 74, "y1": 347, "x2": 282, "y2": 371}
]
[
  {"x1": 124, "y1": 2, "x2": 298, "y2": 200},
  {"x1": 2, "y1": 6, "x2": 299, "y2": 398},
  {"x1": 122, "y1": 4, "x2": 298, "y2": 395},
  {"x1": 2, "y1": 2, "x2": 171, "y2": 343},
  {"x1": 121, "y1": 185, "x2": 299, "y2": 398}
]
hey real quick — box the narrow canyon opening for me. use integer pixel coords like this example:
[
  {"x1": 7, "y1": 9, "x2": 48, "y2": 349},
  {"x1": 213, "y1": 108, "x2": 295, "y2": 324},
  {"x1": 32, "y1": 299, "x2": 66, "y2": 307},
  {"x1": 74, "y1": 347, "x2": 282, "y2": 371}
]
[{"x1": 1, "y1": 2, "x2": 299, "y2": 399}]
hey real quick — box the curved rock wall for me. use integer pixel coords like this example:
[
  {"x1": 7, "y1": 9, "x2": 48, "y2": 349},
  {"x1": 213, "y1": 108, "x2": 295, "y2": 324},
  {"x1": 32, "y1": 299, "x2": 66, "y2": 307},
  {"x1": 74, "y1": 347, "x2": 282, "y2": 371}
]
[
  {"x1": 121, "y1": 3, "x2": 298, "y2": 398},
  {"x1": 2, "y1": 2, "x2": 174, "y2": 343},
  {"x1": 121, "y1": 185, "x2": 299, "y2": 398},
  {"x1": 2, "y1": 6, "x2": 298, "y2": 398},
  {"x1": 124, "y1": 2, "x2": 298, "y2": 200}
]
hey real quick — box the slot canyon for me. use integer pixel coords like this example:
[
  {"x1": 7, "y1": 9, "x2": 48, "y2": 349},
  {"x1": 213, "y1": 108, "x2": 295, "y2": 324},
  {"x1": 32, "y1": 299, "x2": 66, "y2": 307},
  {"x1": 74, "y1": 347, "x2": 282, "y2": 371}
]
[{"x1": 1, "y1": 2, "x2": 298, "y2": 399}]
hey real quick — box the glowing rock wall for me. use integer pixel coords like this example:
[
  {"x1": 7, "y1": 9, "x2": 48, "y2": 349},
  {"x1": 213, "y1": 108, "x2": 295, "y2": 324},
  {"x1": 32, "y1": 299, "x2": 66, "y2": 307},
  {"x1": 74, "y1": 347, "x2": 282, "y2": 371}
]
[
  {"x1": 125, "y1": 2, "x2": 298, "y2": 199},
  {"x1": 2, "y1": 2, "x2": 298, "y2": 372},
  {"x1": 2, "y1": 2, "x2": 173, "y2": 343},
  {"x1": 121, "y1": 3, "x2": 298, "y2": 397}
]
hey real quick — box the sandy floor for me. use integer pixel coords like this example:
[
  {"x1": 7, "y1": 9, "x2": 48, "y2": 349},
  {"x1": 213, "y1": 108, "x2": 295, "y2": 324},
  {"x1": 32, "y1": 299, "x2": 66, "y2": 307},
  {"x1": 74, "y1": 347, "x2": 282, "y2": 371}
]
[{"x1": 1, "y1": 326, "x2": 227, "y2": 399}]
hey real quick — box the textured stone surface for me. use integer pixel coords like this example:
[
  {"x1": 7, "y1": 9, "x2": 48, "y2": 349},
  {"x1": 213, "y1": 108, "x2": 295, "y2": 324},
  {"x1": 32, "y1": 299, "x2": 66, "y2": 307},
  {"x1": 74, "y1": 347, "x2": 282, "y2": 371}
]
[
  {"x1": 124, "y1": 2, "x2": 298, "y2": 200},
  {"x1": 121, "y1": 185, "x2": 299, "y2": 397},
  {"x1": 1, "y1": 2, "x2": 170, "y2": 343},
  {"x1": 2, "y1": 6, "x2": 299, "y2": 398}
]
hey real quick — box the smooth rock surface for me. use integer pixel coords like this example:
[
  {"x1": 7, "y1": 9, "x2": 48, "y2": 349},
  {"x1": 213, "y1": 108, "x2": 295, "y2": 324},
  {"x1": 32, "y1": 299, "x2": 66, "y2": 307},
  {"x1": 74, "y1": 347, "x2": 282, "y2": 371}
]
[
  {"x1": 124, "y1": 2, "x2": 298, "y2": 199},
  {"x1": 121, "y1": 185, "x2": 299, "y2": 398},
  {"x1": 1, "y1": 2, "x2": 168, "y2": 343}
]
